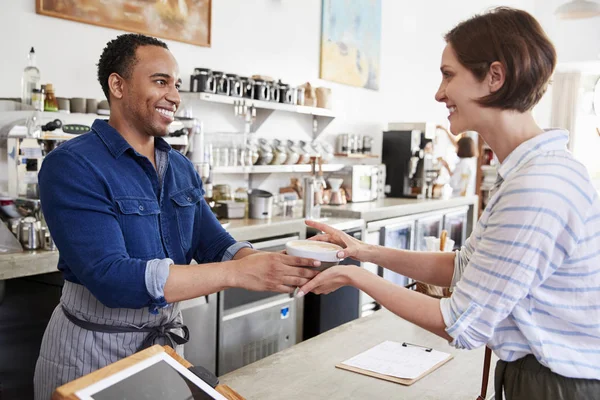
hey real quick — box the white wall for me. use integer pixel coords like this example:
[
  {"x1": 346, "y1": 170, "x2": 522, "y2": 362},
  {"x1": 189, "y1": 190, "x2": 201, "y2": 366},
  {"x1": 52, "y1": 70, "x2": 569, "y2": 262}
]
[
  {"x1": 534, "y1": 0, "x2": 600, "y2": 64},
  {"x1": 1, "y1": 0, "x2": 537, "y2": 192}
]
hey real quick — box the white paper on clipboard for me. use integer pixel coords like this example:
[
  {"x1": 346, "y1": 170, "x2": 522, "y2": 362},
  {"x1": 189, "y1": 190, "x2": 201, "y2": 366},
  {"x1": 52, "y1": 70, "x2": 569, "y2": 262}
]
[{"x1": 341, "y1": 340, "x2": 452, "y2": 380}]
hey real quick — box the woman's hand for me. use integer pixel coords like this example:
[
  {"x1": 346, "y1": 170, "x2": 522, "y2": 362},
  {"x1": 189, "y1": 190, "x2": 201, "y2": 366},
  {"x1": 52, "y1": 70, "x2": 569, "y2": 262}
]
[
  {"x1": 296, "y1": 265, "x2": 361, "y2": 297},
  {"x1": 305, "y1": 220, "x2": 371, "y2": 262}
]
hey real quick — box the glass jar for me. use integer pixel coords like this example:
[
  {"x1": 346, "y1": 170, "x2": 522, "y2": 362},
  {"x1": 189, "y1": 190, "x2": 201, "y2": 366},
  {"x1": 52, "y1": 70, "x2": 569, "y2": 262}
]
[
  {"x1": 256, "y1": 138, "x2": 274, "y2": 165},
  {"x1": 213, "y1": 184, "x2": 233, "y2": 202},
  {"x1": 285, "y1": 140, "x2": 300, "y2": 165},
  {"x1": 271, "y1": 139, "x2": 288, "y2": 165}
]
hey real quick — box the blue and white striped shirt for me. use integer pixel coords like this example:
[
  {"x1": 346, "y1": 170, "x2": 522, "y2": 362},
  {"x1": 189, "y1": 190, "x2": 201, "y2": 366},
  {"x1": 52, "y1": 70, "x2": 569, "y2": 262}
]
[{"x1": 440, "y1": 129, "x2": 600, "y2": 379}]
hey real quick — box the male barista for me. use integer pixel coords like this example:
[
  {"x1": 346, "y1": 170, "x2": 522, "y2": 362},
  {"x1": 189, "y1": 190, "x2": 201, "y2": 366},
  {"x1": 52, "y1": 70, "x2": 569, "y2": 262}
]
[{"x1": 33, "y1": 34, "x2": 320, "y2": 400}]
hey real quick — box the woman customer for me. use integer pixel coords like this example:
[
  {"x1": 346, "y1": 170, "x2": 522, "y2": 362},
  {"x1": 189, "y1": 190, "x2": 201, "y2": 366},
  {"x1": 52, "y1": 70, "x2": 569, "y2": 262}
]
[
  {"x1": 297, "y1": 7, "x2": 600, "y2": 399},
  {"x1": 438, "y1": 135, "x2": 478, "y2": 196}
]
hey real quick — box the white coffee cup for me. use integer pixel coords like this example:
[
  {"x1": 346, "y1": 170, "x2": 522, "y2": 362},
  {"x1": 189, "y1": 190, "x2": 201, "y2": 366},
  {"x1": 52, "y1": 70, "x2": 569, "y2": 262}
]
[{"x1": 286, "y1": 240, "x2": 343, "y2": 271}]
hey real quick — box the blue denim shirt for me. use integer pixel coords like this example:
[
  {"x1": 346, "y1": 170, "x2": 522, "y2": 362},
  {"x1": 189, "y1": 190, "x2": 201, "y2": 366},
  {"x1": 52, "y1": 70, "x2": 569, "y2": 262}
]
[{"x1": 39, "y1": 119, "x2": 248, "y2": 311}]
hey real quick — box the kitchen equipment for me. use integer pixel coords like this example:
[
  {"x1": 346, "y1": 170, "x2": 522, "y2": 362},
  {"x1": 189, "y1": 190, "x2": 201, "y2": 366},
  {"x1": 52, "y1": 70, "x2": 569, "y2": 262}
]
[
  {"x1": 319, "y1": 142, "x2": 334, "y2": 163},
  {"x1": 256, "y1": 139, "x2": 274, "y2": 165},
  {"x1": 216, "y1": 200, "x2": 245, "y2": 219},
  {"x1": 213, "y1": 184, "x2": 233, "y2": 202},
  {"x1": 228, "y1": 74, "x2": 243, "y2": 97},
  {"x1": 249, "y1": 189, "x2": 273, "y2": 219},
  {"x1": 284, "y1": 140, "x2": 300, "y2": 165},
  {"x1": 302, "y1": 158, "x2": 321, "y2": 219},
  {"x1": 240, "y1": 77, "x2": 255, "y2": 99},
  {"x1": 310, "y1": 142, "x2": 323, "y2": 160},
  {"x1": 351, "y1": 134, "x2": 363, "y2": 153},
  {"x1": 278, "y1": 82, "x2": 296, "y2": 104},
  {"x1": 316, "y1": 87, "x2": 332, "y2": 109},
  {"x1": 333, "y1": 165, "x2": 380, "y2": 203},
  {"x1": 243, "y1": 141, "x2": 259, "y2": 165},
  {"x1": 362, "y1": 136, "x2": 374, "y2": 154},
  {"x1": 190, "y1": 68, "x2": 216, "y2": 93},
  {"x1": 380, "y1": 216, "x2": 416, "y2": 287},
  {"x1": 336, "y1": 134, "x2": 349, "y2": 154},
  {"x1": 268, "y1": 81, "x2": 281, "y2": 103},
  {"x1": 217, "y1": 235, "x2": 299, "y2": 375},
  {"x1": 299, "y1": 140, "x2": 319, "y2": 160},
  {"x1": 327, "y1": 178, "x2": 345, "y2": 205},
  {"x1": 303, "y1": 221, "x2": 364, "y2": 340},
  {"x1": 296, "y1": 86, "x2": 305, "y2": 106},
  {"x1": 294, "y1": 141, "x2": 311, "y2": 164},
  {"x1": 39, "y1": 225, "x2": 56, "y2": 251},
  {"x1": 253, "y1": 79, "x2": 270, "y2": 101},
  {"x1": 301, "y1": 83, "x2": 317, "y2": 107},
  {"x1": 382, "y1": 129, "x2": 425, "y2": 198},
  {"x1": 383, "y1": 123, "x2": 438, "y2": 198},
  {"x1": 415, "y1": 211, "x2": 443, "y2": 251},
  {"x1": 181, "y1": 291, "x2": 218, "y2": 374},
  {"x1": 270, "y1": 139, "x2": 288, "y2": 165},
  {"x1": 213, "y1": 71, "x2": 230, "y2": 96},
  {"x1": 442, "y1": 206, "x2": 469, "y2": 250},
  {"x1": 18, "y1": 216, "x2": 41, "y2": 250}
]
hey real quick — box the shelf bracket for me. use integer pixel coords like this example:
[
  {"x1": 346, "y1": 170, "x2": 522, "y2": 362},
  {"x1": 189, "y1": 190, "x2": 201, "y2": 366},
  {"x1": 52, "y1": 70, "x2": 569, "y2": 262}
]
[{"x1": 312, "y1": 115, "x2": 335, "y2": 141}]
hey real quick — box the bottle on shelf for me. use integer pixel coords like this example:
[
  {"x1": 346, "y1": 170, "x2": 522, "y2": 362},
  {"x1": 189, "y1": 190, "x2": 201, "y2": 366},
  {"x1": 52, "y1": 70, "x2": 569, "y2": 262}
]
[
  {"x1": 21, "y1": 47, "x2": 41, "y2": 106},
  {"x1": 43, "y1": 83, "x2": 58, "y2": 112}
]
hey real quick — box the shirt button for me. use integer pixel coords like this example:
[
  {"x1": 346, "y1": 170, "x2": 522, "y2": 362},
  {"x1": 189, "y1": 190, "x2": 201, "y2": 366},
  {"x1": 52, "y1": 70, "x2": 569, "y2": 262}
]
[
  {"x1": 187, "y1": 197, "x2": 192, "y2": 202},
  {"x1": 139, "y1": 205, "x2": 144, "y2": 211}
]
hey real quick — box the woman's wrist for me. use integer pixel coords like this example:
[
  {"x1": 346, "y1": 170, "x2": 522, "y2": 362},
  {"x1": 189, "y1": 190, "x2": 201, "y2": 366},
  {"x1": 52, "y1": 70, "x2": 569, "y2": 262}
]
[
  {"x1": 357, "y1": 243, "x2": 378, "y2": 264},
  {"x1": 348, "y1": 266, "x2": 370, "y2": 289}
]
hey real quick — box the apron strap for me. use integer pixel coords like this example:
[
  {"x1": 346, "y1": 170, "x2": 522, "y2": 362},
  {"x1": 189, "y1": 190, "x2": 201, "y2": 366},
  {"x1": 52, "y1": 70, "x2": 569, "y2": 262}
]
[
  {"x1": 61, "y1": 305, "x2": 189, "y2": 352},
  {"x1": 477, "y1": 346, "x2": 493, "y2": 400}
]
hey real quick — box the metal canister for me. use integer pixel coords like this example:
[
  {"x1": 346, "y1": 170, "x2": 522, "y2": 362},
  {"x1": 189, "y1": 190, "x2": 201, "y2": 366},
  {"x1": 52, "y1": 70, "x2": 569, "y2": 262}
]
[
  {"x1": 362, "y1": 136, "x2": 374, "y2": 154},
  {"x1": 19, "y1": 217, "x2": 40, "y2": 250},
  {"x1": 336, "y1": 134, "x2": 349, "y2": 154}
]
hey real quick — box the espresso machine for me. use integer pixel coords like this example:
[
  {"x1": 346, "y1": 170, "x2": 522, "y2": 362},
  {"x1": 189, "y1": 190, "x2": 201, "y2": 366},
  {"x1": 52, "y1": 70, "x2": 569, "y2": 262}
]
[
  {"x1": 382, "y1": 123, "x2": 437, "y2": 198},
  {"x1": 0, "y1": 106, "x2": 75, "y2": 251}
]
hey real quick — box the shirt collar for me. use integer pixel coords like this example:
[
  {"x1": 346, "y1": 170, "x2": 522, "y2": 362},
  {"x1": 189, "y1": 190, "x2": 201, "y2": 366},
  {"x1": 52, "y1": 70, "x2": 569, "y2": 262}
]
[
  {"x1": 497, "y1": 129, "x2": 570, "y2": 181},
  {"x1": 92, "y1": 119, "x2": 172, "y2": 158}
]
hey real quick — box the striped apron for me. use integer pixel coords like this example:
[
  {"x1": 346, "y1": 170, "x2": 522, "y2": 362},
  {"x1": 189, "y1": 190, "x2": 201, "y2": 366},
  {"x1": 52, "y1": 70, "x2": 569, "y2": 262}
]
[{"x1": 33, "y1": 280, "x2": 184, "y2": 400}]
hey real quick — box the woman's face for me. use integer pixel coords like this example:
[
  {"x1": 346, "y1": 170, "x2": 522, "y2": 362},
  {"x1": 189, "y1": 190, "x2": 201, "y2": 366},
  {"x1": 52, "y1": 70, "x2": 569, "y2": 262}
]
[{"x1": 435, "y1": 44, "x2": 491, "y2": 135}]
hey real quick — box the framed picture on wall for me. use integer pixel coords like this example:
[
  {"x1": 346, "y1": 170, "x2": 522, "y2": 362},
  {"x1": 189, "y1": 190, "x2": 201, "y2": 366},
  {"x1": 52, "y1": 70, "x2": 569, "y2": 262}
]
[
  {"x1": 319, "y1": 0, "x2": 382, "y2": 90},
  {"x1": 36, "y1": 0, "x2": 211, "y2": 47}
]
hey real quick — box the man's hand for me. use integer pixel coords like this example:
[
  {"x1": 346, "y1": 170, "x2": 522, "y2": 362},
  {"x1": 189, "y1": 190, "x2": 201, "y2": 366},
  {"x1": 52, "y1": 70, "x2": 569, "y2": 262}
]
[{"x1": 228, "y1": 252, "x2": 321, "y2": 293}]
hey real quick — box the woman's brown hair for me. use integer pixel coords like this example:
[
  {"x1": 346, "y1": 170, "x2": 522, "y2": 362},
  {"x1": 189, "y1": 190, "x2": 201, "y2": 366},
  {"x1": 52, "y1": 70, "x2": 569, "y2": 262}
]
[
  {"x1": 444, "y1": 7, "x2": 556, "y2": 112},
  {"x1": 457, "y1": 137, "x2": 478, "y2": 158}
]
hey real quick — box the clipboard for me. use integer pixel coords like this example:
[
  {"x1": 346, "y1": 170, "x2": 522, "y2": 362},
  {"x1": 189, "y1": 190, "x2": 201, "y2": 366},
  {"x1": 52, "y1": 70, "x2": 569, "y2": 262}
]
[{"x1": 335, "y1": 341, "x2": 454, "y2": 386}]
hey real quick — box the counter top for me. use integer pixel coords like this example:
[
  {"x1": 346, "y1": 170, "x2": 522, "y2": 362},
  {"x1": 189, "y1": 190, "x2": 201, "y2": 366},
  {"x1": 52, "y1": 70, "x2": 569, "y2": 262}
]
[
  {"x1": 322, "y1": 195, "x2": 478, "y2": 223},
  {"x1": 220, "y1": 309, "x2": 496, "y2": 399},
  {"x1": 0, "y1": 249, "x2": 59, "y2": 280},
  {"x1": 0, "y1": 197, "x2": 474, "y2": 281}
]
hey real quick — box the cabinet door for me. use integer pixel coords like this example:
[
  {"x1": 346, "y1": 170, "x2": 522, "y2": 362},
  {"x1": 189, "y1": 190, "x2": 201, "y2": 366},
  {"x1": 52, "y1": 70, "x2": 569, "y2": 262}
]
[
  {"x1": 360, "y1": 231, "x2": 381, "y2": 315},
  {"x1": 380, "y1": 221, "x2": 414, "y2": 287},
  {"x1": 443, "y1": 208, "x2": 468, "y2": 250},
  {"x1": 180, "y1": 293, "x2": 218, "y2": 374},
  {"x1": 415, "y1": 214, "x2": 443, "y2": 251}
]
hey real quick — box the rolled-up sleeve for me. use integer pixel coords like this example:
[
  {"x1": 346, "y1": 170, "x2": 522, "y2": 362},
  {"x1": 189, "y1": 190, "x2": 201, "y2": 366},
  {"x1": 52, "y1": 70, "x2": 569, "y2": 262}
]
[
  {"x1": 440, "y1": 177, "x2": 577, "y2": 350},
  {"x1": 450, "y1": 237, "x2": 474, "y2": 288},
  {"x1": 221, "y1": 242, "x2": 253, "y2": 261},
  {"x1": 39, "y1": 149, "x2": 166, "y2": 310},
  {"x1": 145, "y1": 258, "x2": 174, "y2": 312}
]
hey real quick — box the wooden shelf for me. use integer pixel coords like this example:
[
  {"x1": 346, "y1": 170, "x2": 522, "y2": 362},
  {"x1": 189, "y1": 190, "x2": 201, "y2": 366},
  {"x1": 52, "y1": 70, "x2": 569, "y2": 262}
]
[{"x1": 334, "y1": 153, "x2": 379, "y2": 159}]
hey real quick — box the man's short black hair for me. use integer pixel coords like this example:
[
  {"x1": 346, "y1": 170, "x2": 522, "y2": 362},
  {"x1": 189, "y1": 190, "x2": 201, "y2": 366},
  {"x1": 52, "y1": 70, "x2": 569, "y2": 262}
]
[{"x1": 97, "y1": 33, "x2": 169, "y2": 102}]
